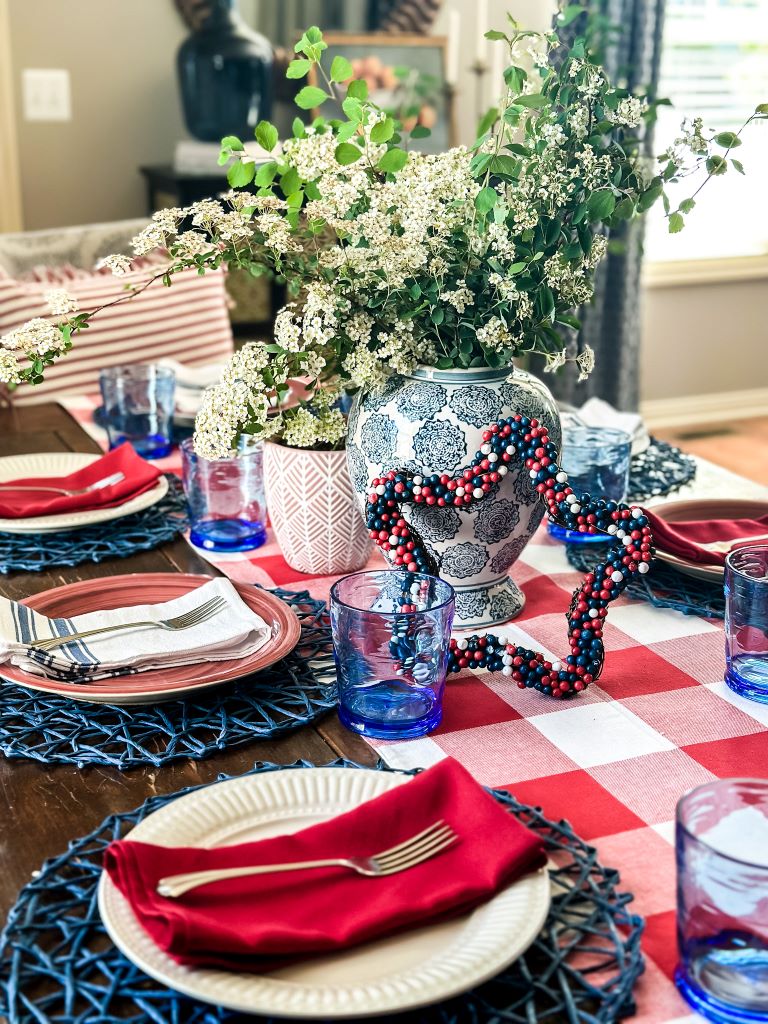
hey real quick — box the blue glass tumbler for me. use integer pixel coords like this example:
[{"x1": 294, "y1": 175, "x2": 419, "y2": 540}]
[
  {"x1": 330, "y1": 570, "x2": 455, "y2": 740},
  {"x1": 676, "y1": 778, "x2": 768, "y2": 1024},
  {"x1": 99, "y1": 364, "x2": 175, "y2": 460},
  {"x1": 547, "y1": 426, "x2": 632, "y2": 544},
  {"x1": 181, "y1": 438, "x2": 267, "y2": 552},
  {"x1": 725, "y1": 544, "x2": 768, "y2": 703}
]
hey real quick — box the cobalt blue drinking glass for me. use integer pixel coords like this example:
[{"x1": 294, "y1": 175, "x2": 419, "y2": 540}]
[
  {"x1": 547, "y1": 426, "x2": 632, "y2": 544},
  {"x1": 99, "y1": 364, "x2": 175, "y2": 460},
  {"x1": 725, "y1": 544, "x2": 768, "y2": 703},
  {"x1": 676, "y1": 778, "x2": 768, "y2": 1024},
  {"x1": 330, "y1": 570, "x2": 455, "y2": 740},
  {"x1": 181, "y1": 438, "x2": 267, "y2": 552}
]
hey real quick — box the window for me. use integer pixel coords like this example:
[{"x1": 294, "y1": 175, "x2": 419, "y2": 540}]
[{"x1": 644, "y1": 0, "x2": 768, "y2": 263}]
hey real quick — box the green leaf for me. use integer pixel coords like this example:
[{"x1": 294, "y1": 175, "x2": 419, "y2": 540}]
[
  {"x1": 255, "y1": 120, "x2": 278, "y2": 152},
  {"x1": 714, "y1": 130, "x2": 741, "y2": 148},
  {"x1": 668, "y1": 212, "x2": 684, "y2": 233},
  {"x1": 280, "y1": 166, "x2": 300, "y2": 195},
  {"x1": 436, "y1": 356, "x2": 454, "y2": 370},
  {"x1": 678, "y1": 197, "x2": 696, "y2": 214},
  {"x1": 291, "y1": 116, "x2": 305, "y2": 138},
  {"x1": 512, "y1": 93, "x2": 549, "y2": 109},
  {"x1": 556, "y1": 312, "x2": 582, "y2": 329},
  {"x1": 559, "y1": 3, "x2": 585, "y2": 26},
  {"x1": 508, "y1": 261, "x2": 527, "y2": 273},
  {"x1": 586, "y1": 189, "x2": 615, "y2": 221},
  {"x1": 431, "y1": 307, "x2": 444, "y2": 325},
  {"x1": 706, "y1": 154, "x2": 727, "y2": 175},
  {"x1": 637, "y1": 183, "x2": 663, "y2": 212},
  {"x1": 335, "y1": 142, "x2": 362, "y2": 165},
  {"x1": 330, "y1": 55, "x2": 354, "y2": 83},
  {"x1": 613, "y1": 197, "x2": 635, "y2": 220},
  {"x1": 371, "y1": 117, "x2": 395, "y2": 143},
  {"x1": 377, "y1": 148, "x2": 408, "y2": 174},
  {"x1": 221, "y1": 135, "x2": 244, "y2": 152},
  {"x1": 484, "y1": 29, "x2": 507, "y2": 40},
  {"x1": 572, "y1": 202, "x2": 588, "y2": 224},
  {"x1": 732, "y1": 158, "x2": 745, "y2": 175},
  {"x1": 294, "y1": 86, "x2": 328, "y2": 110},
  {"x1": 286, "y1": 189, "x2": 304, "y2": 209},
  {"x1": 227, "y1": 159, "x2": 255, "y2": 187},
  {"x1": 286, "y1": 59, "x2": 312, "y2": 79},
  {"x1": 409, "y1": 124, "x2": 431, "y2": 139},
  {"x1": 488, "y1": 154, "x2": 519, "y2": 175},
  {"x1": 347, "y1": 79, "x2": 368, "y2": 101},
  {"x1": 336, "y1": 120, "x2": 359, "y2": 143},
  {"x1": 342, "y1": 96, "x2": 363, "y2": 122},
  {"x1": 254, "y1": 160, "x2": 278, "y2": 186},
  {"x1": 475, "y1": 186, "x2": 498, "y2": 214}
]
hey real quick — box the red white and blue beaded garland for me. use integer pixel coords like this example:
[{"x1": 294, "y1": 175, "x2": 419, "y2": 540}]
[{"x1": 365, "y1": 414, "x2": 654, "y2": 700}]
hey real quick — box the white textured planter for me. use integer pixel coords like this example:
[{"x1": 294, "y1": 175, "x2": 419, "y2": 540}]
[
  {"x1": 263, "y1": 442, "x2": 372, "y2": 575},
  {"x1": 347, "y1": 365, "x2": 561, "y2": 629}
]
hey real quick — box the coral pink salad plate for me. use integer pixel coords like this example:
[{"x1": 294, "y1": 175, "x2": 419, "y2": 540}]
[{"x1": 0, "y1": 573, "x2": 301, "y2": 704}]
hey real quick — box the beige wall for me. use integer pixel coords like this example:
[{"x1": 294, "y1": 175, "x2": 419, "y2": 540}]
[{"x1": 7, "y1": 0, "x2": 186, "y2": 229}]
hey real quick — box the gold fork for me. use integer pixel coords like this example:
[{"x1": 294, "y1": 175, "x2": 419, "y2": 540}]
[
  {"x1": 156, "y1": 819, "x2": 458, "y2": 899},
  {"x1": 29, "y1": 595, "x2": 227, "y2": 652}
]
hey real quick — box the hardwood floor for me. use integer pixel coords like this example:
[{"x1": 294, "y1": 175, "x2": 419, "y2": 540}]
[{"x1": 654, "y1": 416, "x2": 768, "y2": 487}]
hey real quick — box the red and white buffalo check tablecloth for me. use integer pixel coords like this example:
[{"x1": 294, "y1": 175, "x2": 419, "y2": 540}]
[{"x1": 62, "y1": 394, "x2": 768, "y2": 1024}]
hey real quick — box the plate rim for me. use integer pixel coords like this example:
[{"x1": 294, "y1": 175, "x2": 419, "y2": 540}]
[
  {"x1": 1, "y1": 573, "x2": 302, "y2": 703},
  {"x1": 97, "y1": 766, "x2": 551, "y2": 1019},
  {"x1": 0, "y1": 451, "x2": 167, "y2": 534}
]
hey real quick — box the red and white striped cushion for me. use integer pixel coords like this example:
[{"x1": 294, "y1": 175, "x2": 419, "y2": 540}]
[{"x1": 1, "y1": 263, "x2": 234, "y2": 405}]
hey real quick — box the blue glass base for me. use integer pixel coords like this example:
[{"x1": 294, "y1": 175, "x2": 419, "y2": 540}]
[
  {"x1": 676, "y1": 965, "x2": 768, "y2": 1024},
  {"x1": 726, "y1": 660, "x2": 768, "y2": 704},
  {"x1": 189, "y1": 518, "x2": 267, "y2": 552},
  {"x1": 110, "y1": 434, "x2": 172, "y2": 460},
  {"x1": 339, "y1": 680, "x2": 443, "y2": 739},
  {"x1": 548, "y1": 522, "x2": 608, "y2": 545}
]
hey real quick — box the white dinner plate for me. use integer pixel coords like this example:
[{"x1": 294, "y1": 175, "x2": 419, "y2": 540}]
[
  {"x1": 98, "y1": 767, "x2": 551, "y2": 1019},
  {"x1": 0, "y1": 452, "x2": 168, "y2": 534}
]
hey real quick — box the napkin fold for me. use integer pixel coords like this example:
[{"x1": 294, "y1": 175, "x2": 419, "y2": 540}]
[
  {"x1": 645, "y1": 509, "x2": 768, "y2": 567},
  {"x1": 104, "y1": 757, "x2": 547, "y2": 971},
  {"x1": 0, "y1": 444, "x2": 161, "y2": 519},
  {"x1": 0, "y1": 578, "x2": 271, "y2": 682}
]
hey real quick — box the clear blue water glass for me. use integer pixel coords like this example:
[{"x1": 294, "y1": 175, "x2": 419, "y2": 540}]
[
  {"x1": 547, "y1": 426, "x2": 632, "y2": 544},
  {"x1": 99, "y1": 364, "x2": 175, "y2": 460},
  {"x1": 676, "y1": 778, "x2": 768, "y2": 1024},
  {"x1": 181, "y1": 438, "x2": 267, "y2": 552},
  {"x1": 725, "y1": 544, "x2": 768, "y2": 703},
  {"x1": 330, "y1": 570, "x2": 455, "y2": 740}
]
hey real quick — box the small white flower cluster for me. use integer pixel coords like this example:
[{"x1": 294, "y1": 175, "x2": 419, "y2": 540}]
[
  {"x1": 97, "y1": 254, "x2": 132, "y2": 276},
  {"x1": 576, "y1": 344, "x2": 595, "y2": 381},
  {"x1": 610, "y1": 96, "x2": 648, "y2": 129},
  {"x1": 45, "y1": 289, "x2": 79, "y2": 316},
  {"x1": 0, "y1": 349, "x2": 21, "y2": 385},
  {"x1": 1, "y1": 318, "x2": 65, "y2": 357},
  {"x1": 441, "y1": 285, "x2": 474, "y2": 313}
]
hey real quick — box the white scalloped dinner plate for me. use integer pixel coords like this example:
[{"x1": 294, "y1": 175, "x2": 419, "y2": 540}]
[
  {"x1": 98, "y1": 767, "x2": 551, "y2": 1019},
  {"x1": 0, "y1": 452, "x2": 168, "y2": 534}
]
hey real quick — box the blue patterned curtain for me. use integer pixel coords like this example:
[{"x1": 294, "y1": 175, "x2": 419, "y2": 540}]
[{"x1": 542, "y1": 0, "x2": 666, "y2": 412}]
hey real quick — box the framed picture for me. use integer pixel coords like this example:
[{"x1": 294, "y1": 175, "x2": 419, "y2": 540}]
[{"x1": 312, "y1": 33, "x2": 456, "y2": 153}]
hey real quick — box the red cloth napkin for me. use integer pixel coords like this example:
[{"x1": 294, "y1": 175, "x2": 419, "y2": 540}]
[
  {"x1": 104, "y1": 758, "x2": 546, "y2": 970},
  {"x1": 0, "y1": 444, "x2": 162, "y2": 519},
  {"x1": 645, "y1": 508, "x2": 768, "y2": 567}
]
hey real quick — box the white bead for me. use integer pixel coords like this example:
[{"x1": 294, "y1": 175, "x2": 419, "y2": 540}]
[
  {"x1": 497, "y1": 465, "x2": 508, "y2": 476},
  {"x1": 457, "y1": 638, "x2": 468, "y2": 650},
  {"x1": 389, "y1": 538, "x2": 399, "y2": 547},
  {"x1": 551, "y1": 660, "x2": 562, "y2": 673},
  {"x1": 615, "y1": 529, "x2": 625, "y2": 539},
  {"x1": 502, "y1": 665, "x2": 513, "y2": 676},
  {"x1": 413, "y1": 476, "x2": 423, "y2": 485},
  {"x1": 496, "y1": 632, "x2": 508, "y2": 646},
  {"x1": 506, "y1": 445, "x2": 516, "y2": 455},
  {"x1": 556, "y1": 471, "x2": 567, "y2": 483},
  {"x1": 529, "y1": 470, "x2": 538, "y2": 480},
  {"x1": 473, "y1": 487, "x2": 484, "y2": 499},
  {"x1": 375, "y1": 484, "x2": 386, "y2": 495},
  {"x1": 412, "y1": 486, "x2": 422, "y2": 496},
  {"x1": 488, "y1": 452, "x2": 498, "y2": 462},
  {"x1": 410, "y1": 582, "x2": 421, "y2": 594},
  {"x1": 631, "y1": 507, "x2": 642, "y2": 518},
  {"x1": 570, "y1": 504, "x2": 581, "y2": 515},
  {"x1": 611, "y1": 570, "x2": 624, "y2": 583},
  {"x1": 638, "y1": 561, "x2": 650, "y2": 574},
  {"x1": 623, "y1": 535, "x2": 634, "y2": 547},
  {"x1": 589, "y1": 608, "x2": 599, "y2": 618},
  {"x1": 567, "y1": 493, "x2": 580, "y2": 504},
  {"x1": 480, "y1": 443, "x2": 491, "y2": 455},
  {"x1": 455, "y1": 486, "x2": 465, "y2": 497},
  {"x1": 502, "y1": 654, "x2": 513, "y2": 666},
  {"x1": 607, "y1": 525, "x2": 618, "y2": 535}
]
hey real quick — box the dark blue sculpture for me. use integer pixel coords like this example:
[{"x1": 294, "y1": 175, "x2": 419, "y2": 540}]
[{"x1": 177, "y1": 0, "x2": 273, "y2": 142}]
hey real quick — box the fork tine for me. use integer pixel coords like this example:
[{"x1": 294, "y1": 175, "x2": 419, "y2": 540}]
[
  {"x1": 166, "y1": 596, "x2": 226, "y2": 628},
  {"x1": 376, "y1": 820, "x2": 447, "y2": 860},
  {"x1": 378, "y1": 834, "x2": 459, "y2": 875},
  {"x1": 375, "y1": 824, "x2": 456, "y2": 869}
]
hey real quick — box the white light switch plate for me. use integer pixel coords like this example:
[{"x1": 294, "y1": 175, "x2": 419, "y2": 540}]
[{"x1": 22, "y1": 68, "x2": 71, "y2": 122}]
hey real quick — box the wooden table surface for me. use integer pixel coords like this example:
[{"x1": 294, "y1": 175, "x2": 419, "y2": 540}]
[{"x1": 0, "y1": 402, "x2": 376, "y2": 924}]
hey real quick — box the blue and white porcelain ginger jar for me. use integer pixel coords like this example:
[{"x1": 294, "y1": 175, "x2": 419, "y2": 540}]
[{"x1": 347, "y1": 365, "x2": 561, "y2": 630}]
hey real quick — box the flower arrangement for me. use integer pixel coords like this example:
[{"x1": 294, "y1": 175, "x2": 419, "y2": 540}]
[{"x1": 2, "y1": 16, "x2": 764, "y2": 457}]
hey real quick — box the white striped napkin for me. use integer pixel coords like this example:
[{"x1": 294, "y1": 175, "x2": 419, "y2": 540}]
[{"x1": 0, "y1": 578, "x2": 271, "y2": 683}]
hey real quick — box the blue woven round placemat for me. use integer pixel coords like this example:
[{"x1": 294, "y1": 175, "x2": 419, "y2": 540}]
[
  {"x1": 0, "y1": 758, "x2": 644, "y2": 1024},
  {"x1": 628, "y1": 437, "x2": 696, "y2": 503},
  {"x1": 566, "y1": 541, "x2": 724, "y2": 619},
  {"x1": 0, "y1": 475, "x2": 189, "y2": 574},
  {"x1": 0, "y1": 588, "x2": 336, "y2": 769}
]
